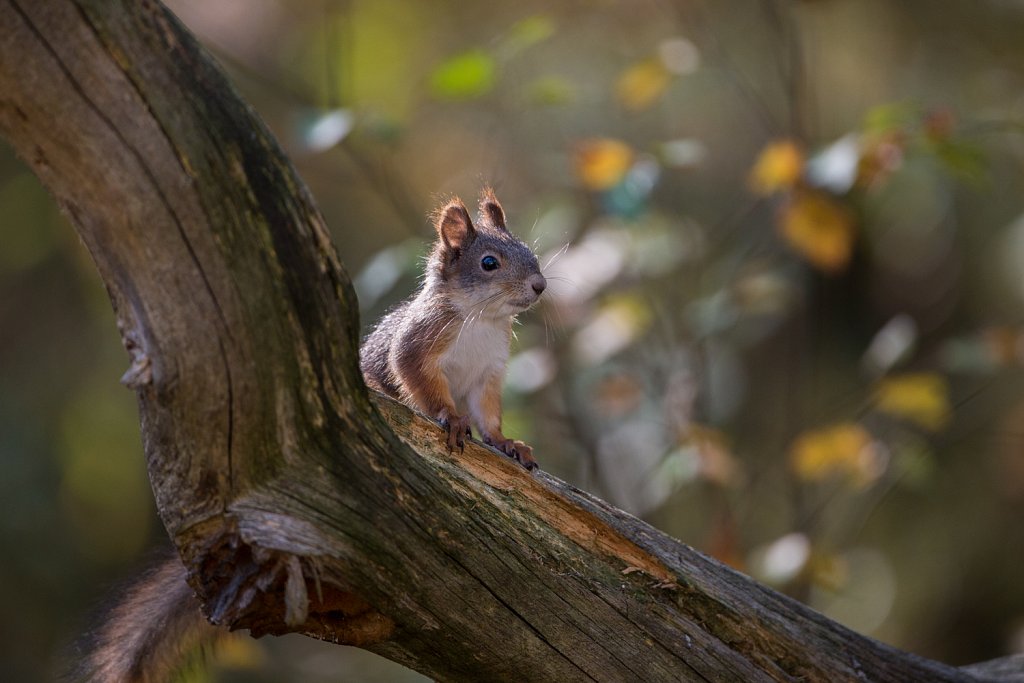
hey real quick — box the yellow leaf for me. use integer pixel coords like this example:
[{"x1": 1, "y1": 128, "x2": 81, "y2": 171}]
[
  {"x1": 855, "y1": 133, "x2": 905, "y2": 188},
  {"x1": 707, "y1": 508, "x2": 744, "y2": 569},
  {"x1": 616, "y1": 58, "x2": 672, "y2": 111},
  {"x1": 574, "y1": 138, "x2": 634, "y2": 190},
  {"x1": 982, "y1": 326, "x2": 1021, "y2": 366},
  {"x1": 790, "y1": 422, "x2": 881, "y2": 488},
  {"x1": 213, "y1": 634, "x2": 266, "y2": 670},
  {"x1": 595, "y1": 373, "x2": 643, "y2": 417},
  {"x1": 808, "y1": 551, "x2": 848, "y2": 592},
  {"x1": 686, "y1": 424, "x2": 742, "y2": 487},
  {"x1": 750, "y1": 140, "x2": 804, "y2": 195},
  {"x1": 779, "y1": 190, "x2": 856, "y2": 273},
  {"x1": 573, "y1": 293, "x2": 652, "y2": 364},
  {"x1": 875, "y1": 373, "x2": 950, "y2": 431}
]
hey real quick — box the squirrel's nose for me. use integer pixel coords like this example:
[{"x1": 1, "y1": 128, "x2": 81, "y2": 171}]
[{"x1": 530, "y1": 275, "x2": 547, "y2": 296}]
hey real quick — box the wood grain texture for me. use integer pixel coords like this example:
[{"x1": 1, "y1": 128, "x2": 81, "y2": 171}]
[{"x1": 0, "y1": 1, "x2": 1018, "y2": 681}]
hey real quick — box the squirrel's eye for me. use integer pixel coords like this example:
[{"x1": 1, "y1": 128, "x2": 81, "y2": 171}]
[{"x1": 481, "y1": 255, "x2": 500, "y2": 271}]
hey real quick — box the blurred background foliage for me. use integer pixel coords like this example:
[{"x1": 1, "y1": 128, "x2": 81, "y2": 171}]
[{"x1": 3, "y1": 0, "x2": 1024, "y2": 680}]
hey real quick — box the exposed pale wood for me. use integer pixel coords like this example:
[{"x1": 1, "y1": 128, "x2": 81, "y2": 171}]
[{"x1": 0, "y1": 1, "x2": 1018, "y2": 681}]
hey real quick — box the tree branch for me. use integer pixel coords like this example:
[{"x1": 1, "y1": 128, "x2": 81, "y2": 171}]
[{"x1": 0, "y1": 1, "x2": 1016, "y2": 681}]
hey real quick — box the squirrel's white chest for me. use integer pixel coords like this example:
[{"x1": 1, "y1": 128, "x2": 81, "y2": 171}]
[{"x1": 438, "y1": 319, "x2": 510, "y2": 405}]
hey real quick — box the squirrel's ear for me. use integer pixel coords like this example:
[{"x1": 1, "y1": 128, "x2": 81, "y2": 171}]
[
  {"x1": 478, "y1": 187, "x2": 507, "y2": 232},
  {"x1": 435, "y1": 199, "x2": 475, "y2": 252}
]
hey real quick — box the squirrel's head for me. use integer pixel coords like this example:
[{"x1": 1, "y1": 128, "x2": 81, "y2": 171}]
[{"x1": 428, "y1": 189, "x2": 546, "y2": 318}]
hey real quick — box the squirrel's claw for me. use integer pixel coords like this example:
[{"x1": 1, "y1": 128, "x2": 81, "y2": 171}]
[
  {"x1": 441, "y1": 415, "x2": 472, "y2": 452},
  {"x1": 486, "y1": 436, "x2": 538, "y2": 471},
  {"x1": 512, "y1": 441, "x2": 538, "y2": 471}
]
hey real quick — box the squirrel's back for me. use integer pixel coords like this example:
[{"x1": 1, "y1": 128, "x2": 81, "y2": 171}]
[{"x1": 360, "y1": 298, "x2": 410, "y2": 398}]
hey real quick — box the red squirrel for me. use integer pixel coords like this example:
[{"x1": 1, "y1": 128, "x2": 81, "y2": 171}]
[
  {"x1": 76, "y1": 190, "x2": 544, "y2": 682},
  {"x1": 361, "y1": 189, "x2": 546, "y2": 469}
]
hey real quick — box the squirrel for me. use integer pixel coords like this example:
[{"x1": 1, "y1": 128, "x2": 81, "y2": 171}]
[
  {"x1": 75, "y1": 189, "x2": 545, "y2": 682},
  {"x1": 361, "y1": 188, "x2": 546, "y2": 470}
]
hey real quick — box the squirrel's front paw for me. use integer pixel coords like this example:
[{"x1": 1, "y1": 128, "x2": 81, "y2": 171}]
[
  {"x1": 440, "y1": 415, "x2": 472, "y2": 452},
  {"x1": 485, "y1": 437, "x2": 538, "y2": 471}
]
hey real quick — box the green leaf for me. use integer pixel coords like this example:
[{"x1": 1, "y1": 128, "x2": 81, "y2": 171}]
[
  {"x1": 430, "y1": 49, "x2": 496, "y2": 100},
  {"x1": 527, "y1": 76, "x2": 575, "y2": 105},
  {"x1": 505, "y1": 15, "x2": 556, "y2": 53},
  {"x1": 862, "y1": 101, "x2": 918, "y2": 135},
  {"x1": 930, "y1": 138, "x2": 987, "y2": 183}
]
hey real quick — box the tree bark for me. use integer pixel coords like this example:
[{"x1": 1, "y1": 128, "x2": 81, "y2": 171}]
[{"x1": 0, "y1": 1, "x2": 1017, "y2": 681}]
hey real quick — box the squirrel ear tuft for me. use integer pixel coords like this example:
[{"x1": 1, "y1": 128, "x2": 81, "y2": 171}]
[
  {"x1": 435, "y1": 198, "x2": 475, "y2": 252},
  {"x1": 478, "y1": 187, "x2": 507, "y2": 231}
]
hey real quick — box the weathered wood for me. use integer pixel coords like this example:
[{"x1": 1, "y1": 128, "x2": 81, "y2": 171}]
[
  {"x1": 962, "y1": 655, "x2": 1024, "y2": 682},
  {"x1": 0, "y1": 1, "x2": 1015, "y2": 681}
]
